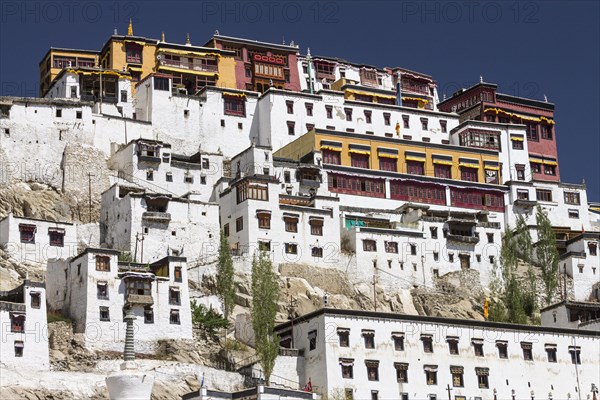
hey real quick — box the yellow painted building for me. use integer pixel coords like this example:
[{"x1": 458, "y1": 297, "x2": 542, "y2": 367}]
[
  {"x1": 99, "y1": 35, "x2": 158, "y2": 80},
  {"x1": 274, "y1": 129, "x2": 502, "y2": 184},
  {"x1": 39, "y1": 48, "x2": 99, "y2": 96},
  {"x1": 40, "y1": 23, "x2": 238, "y2": 96}
]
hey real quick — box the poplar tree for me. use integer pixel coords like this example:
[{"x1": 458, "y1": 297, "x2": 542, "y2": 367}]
[
  {"x1": 251, "y1": 250, "x2": 280, "y2": 384},
  {"x1": 216, "y1": 231, "x2": 235, "y2": 319},
  {"x1": 535, "y1": 205, "x2": 559, "y2": 305},
  {"x1": 494, "y1": 217, "x2": 536, "y2": 324}
]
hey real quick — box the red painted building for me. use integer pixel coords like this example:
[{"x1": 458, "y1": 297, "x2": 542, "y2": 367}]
[
  {"x1": 438, "y1": 83, "x2": 559, "y2": 182},
  {"x1": 204, "y1": 34, "x2": 301, "y2": 93}
]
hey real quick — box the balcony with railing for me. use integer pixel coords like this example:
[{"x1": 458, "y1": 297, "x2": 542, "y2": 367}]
[
  {"x1": 401, "y1": 80, "x2": 431, "y2": 96},
  {"x1": 158, "y1": 58, "x2": 218, "y2": 73},
  {"x1": 142, "y1": 211, "x2": 171, "y2": 222},
  {"x1": 126, "y1": 293, "x2": 154, "y2": 305},
  {"x1": 446, "y1": 233, "x2": 480, "y2": 244}
]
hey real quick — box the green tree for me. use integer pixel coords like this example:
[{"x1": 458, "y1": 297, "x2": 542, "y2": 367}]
[
  {"x1": 216, "y1": 231, "x2": 236, "y2": 319},
  {"x1": 515, "y1": 215, "x2": 533, "y2": 263},
  {"x1": 535, "y1": 205, "x2": 559, "y2": 305},
  {"x1": 494, "y1": 221, "x2": 536, "y2": 324},
  {"x1": 191, "y1": 301, "x2": 230, "y2": 336},
  {"x1": 251, "y1": 250, "x2": 280, "y2": 385}
]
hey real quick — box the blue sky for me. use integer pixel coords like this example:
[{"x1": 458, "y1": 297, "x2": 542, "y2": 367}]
[{"x1": 1, "y1": 0, "x2": 598, "y2": 201}]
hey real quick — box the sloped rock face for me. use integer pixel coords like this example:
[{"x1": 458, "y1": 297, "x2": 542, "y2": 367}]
[
  {"x1": 0, "y1": 181, "x2": 103, "y2": 226},
  {"x1": 411, "y1": 269, "x2": 486, "y2": 320},
  {"x1": 0, "y1": 248, "x2": 46, "y2": 290}
]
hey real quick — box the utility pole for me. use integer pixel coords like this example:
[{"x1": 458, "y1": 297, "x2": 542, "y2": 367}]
[
  {"x1": 140, "y1": 233, "x2": 145, "y2": 264},
  {"x1": 446, "y1": 384, "x2": 453, "y2": 400},
  {"x1": 88, "y1": 173, "x2": 94, "y2": 223},
  {"x1": 372, "y1": 275, "x2": 377, "y2": 312},
  {"x1": 286, "y1": 296, "x2": 298, "y2": 348},
  {"x1": 133, "y1": 233, "x2": 139, "y2": 263}
]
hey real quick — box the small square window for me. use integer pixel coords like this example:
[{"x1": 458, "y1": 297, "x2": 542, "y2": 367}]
[
  {"x1": 287, "y1": 121, "x2": 295, "y2": 135},
  {"x1": 472, "y1": 340, "x2": 484, "y2": 356},
  {"x1": 99, "y1": 306, "x2": 110, "y2": 321},
  {"x1": 366, "y1": 362, "x2": 379, "y2": 381},
  {"x1": 97, "y1": 283, "x2": 109, "y2": 299},
  {"x1": 422, "y1": 336, "x2": 433, "y2": 353},
  {"x1": 447, "y1": 338, "x2": 459, "y2": 355},
  {"x1": 393, "y1": 334, "x2": 404, "y2": 351},
  {"x1": 56, "y1": 109, "x2": 62, "y2": 118},
  {"x1": 341, "y1": 360, "x2": 353, "y2": 379},
  {"x1": 546, "y1": 346, "x2": 557, "y2": 362},
  {"x1": 30, "y1": 292, "x2": 41, "y2": 308},
  {"x1": 166, "y1": 172, "x2": 173, "y2": 182},
  {"x1": 76, "y1": 111, "x2": 82, "y2": 119},
  {"x1": 14, "y1": 341, "x2": 24, "y2": 357},
  {"x1": 521, "y1": 342, "x2": 533, "y2": 360},
  {"x1": 325, "y1": 105, "x2": 333, "y2": 119},
  {"x1": 338, "y1": 329, "x2": 350, "y2": 347},
  {"x1": 312, "y1": 247, "x2": 323, "y2": 258},
  {"x1": 220, "y1": 119, "x2": 225, "y2": 127},
  {"x1": 174, "y1": 267, "x2": 182, "y2": 282},
  {"x1": 568, "y1": 209, "x2": 579, "y2": 219},
  {"x1": 363, "y1": 330, "x2": 375, "y2": 349},
  {"x1": 144, "y1": 307, "x2": 154, "y2": 324},
  {"x1": 309, "y1": 330, "x2": 317, "y2": 350},
  {"x1": 496, "y1": 341, "x2": 508, "y2": 358},
  {"x1": 169, "y1": 287, "x2": 181, "y2": 305},
  {"x1": 170, "y1": 309, "x2": 180, "y2": 324}
]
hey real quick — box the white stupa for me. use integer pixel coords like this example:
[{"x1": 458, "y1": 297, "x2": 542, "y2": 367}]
[{"x1": 105, "y1": 308, "x2": 155, "y2": 399}]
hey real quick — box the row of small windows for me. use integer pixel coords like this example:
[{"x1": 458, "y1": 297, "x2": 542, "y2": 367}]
[
  {"x1": 321, "y1": 150, "x2": 499, "y2": 184},
  {"x1": 18, "y1": 224, "x2": 66, "y2": 246},
  {"x1": 339, "y1": 359, "x2": 489, "y2": 388},
  {"x1": 97, "y1": 282, "x2": 182, "y2": 301},
  {"x1": 252, "y1": 212, "x2": 324, "y2": 235},
  {"x1": 146, "y1": 170, "x2": 207, "y2": 185},
  {"x1": 98, "y1": 306, "x2": 181, "y2": 324},
  {"x1": 326, "y1": 329, "x2": 584, "y2": 364},
  {"x1": 285, "y1": 101, "x2": 446, "y2": 131}
]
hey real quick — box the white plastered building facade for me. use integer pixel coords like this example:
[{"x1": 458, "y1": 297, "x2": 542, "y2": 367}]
[
  {"x1": 0, "y1": 281, "x2": 49, "y2": 370},
  {"x1": 275, "y1": 308, "x2": 600, "y2": 400},
  {"x1": 46, "y1": 248, "x2": 192, "y2": 352}
]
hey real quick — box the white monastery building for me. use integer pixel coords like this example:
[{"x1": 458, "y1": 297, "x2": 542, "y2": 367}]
[
  {"x1": 0, "y1": 280, "x2": 49, "y2": 370},
  {"x1": 46, "y1": 248, "x2": 192, "y2": 352}
]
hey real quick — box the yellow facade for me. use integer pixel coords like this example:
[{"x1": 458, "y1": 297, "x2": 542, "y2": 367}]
[
  {"x1": 100, "y1": 38, "x2": 157, "y2": 78},
  {"x1": 39, "y1": 49, "x2": 99, "y2": 96},
  {"x1": 275, "y1": 130, "x2": 501, "y2": 184},
  {"x1": 40, "y1": 31, "x2": 240, "y2": 96},
  {"x1": 216, "y1": 56, "x2": 236, "y2": 90}
]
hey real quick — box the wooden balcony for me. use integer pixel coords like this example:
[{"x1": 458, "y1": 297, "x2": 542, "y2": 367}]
[
  {"x1": 447, "y1": 234, "x2": 480, "y2": 244},
  {"x1": 126, "y1": 294, "x2": 154, "y2": 305},
  {"x1": 142, "y1": 212, "x2": 171, "y2": 222},
  {"x1": 158, "y1": 58, "x2": 218, "y2": 73}
]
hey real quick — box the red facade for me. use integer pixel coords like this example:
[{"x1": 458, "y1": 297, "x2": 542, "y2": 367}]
[
  {"x1": 210, "y1": 38, "x2": 301, "y2": 93},
  {"x1": 439, "y1": 83, "x2": 559, "y2": 181}
]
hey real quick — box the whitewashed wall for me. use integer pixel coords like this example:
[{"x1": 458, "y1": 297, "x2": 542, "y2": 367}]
[
  {"x1": 0, "y1": 214, "x2": 78, "y2": 265},
  {"x1": 0, "y1": 282, "x2": 49, "y2": 370}
]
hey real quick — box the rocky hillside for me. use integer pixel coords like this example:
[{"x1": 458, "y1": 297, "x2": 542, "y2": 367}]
[{"x1": 0, "y1": 182, "x2": 100, "y2": 223}]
